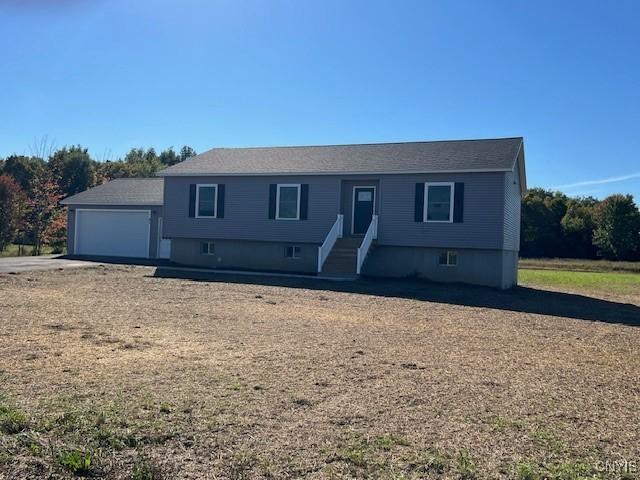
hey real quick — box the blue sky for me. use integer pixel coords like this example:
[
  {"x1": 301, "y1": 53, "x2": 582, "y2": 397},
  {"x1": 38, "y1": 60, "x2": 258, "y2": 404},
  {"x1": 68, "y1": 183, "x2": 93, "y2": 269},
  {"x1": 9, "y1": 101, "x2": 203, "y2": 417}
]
[{"x1": 1, "y1": 0, "x2": 639, "y2": 199}]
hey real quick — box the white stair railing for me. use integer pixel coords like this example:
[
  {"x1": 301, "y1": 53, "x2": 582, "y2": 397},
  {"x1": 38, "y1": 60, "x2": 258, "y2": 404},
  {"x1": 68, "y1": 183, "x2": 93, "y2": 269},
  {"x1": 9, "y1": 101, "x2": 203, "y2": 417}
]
[
  {"x1": 317, "y1": 214, "x2": 343, "y2": 272},
  {"x1": 356, "y1": 215, "x2": 378, "y2": 274}
]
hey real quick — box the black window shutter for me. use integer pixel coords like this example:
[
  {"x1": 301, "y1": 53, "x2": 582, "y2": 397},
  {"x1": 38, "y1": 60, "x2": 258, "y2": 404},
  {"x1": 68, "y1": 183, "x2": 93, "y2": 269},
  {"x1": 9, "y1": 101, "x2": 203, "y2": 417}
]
[
  {"x1": 453, "y1": 182, "x2": 464, "y2": 223},
  {"x1": 414, "y1": 183, "x2": 424, "y2": 222},
  {"x1": 300, "y1": 184, "x2": 309, "y2": 220},
  {"x1": 217, "y1": 184, "x2": 225, "y2": 218},
  {"x1": 188, "y1": 184, "x2": 196, "y2": 218},
  {"x1": 268, "y1": 184, "x2": 277, "y2": 219}
]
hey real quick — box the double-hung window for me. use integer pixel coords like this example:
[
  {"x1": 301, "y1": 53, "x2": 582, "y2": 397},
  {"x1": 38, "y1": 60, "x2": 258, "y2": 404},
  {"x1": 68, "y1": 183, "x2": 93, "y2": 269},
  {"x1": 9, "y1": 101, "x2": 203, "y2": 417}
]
[
  {"x1": 196, "y1": 184, "x2": 217, "y2": 218},
  {"x1": 276, "y1": 184, "x2": 301, "y2": 220},
  {"x1": 424, "y1": 182, "x2": 454, "y2": 223}
]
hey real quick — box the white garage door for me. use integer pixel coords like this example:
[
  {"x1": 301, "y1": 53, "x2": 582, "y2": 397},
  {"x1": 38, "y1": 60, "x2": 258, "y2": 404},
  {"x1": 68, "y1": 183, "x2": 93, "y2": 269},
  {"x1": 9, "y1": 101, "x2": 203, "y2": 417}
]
[{"x1": 75, "y1": 209, "x2": 150, "y2": 258}]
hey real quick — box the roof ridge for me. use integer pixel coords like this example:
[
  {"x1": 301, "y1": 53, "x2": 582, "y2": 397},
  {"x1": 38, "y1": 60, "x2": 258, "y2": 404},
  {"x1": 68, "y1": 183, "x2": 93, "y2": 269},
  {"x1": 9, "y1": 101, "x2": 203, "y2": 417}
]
[
  {"x1": 205, "y1": 137, "x2": 523, "y2": 152},
  {"x1": 110, "y1": 177, "x2": 162, "y2": 181}
]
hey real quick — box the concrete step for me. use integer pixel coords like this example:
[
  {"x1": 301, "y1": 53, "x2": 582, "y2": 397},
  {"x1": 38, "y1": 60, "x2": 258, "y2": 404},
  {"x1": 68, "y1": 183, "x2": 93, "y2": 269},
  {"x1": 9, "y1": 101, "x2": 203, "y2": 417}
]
[
  {"x1": 323, "y1": 258, "x2": 356, "y2": 267},
  {"x1": 328, "y1": 251, "x2": 357, "y2": 258},
  {"x1": 320, "y1": 272, "x2": 359, "y2": 280},
  {"x1": 323, "y1": 264, "x2": 356, "y2": 272},
  {"x1": 320, "y1": 236, "x2": 367, "y2": 275},
  {"x1": 322, "y1": 267, "x2": 358, "y2": 275},
  {"x1": 326, "y1": 254, "x2": 358, "y2": 262}
]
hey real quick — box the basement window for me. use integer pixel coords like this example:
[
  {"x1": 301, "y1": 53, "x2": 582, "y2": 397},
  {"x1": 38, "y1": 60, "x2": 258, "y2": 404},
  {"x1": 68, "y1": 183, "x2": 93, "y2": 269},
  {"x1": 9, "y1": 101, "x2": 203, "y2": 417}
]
[
  {"x1": 200, "y1": 242, "x2": 215, "y2": 255},
  {"x1": 285, "y1": 245, "x2": 301, "y2": 259},
  {"x1": 439, "y1": 251, "x2": 457, "y2": 266}
]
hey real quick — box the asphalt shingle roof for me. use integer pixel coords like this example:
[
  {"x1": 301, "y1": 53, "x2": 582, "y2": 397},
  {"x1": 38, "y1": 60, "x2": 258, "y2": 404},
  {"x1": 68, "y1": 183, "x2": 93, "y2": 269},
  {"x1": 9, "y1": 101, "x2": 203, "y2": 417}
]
[
  {"x1": 60, "y1": 178, "x2": 163, "y2": 206},
  {"x1": 156, "y1": 138, "x2": 523, "y2": 177}
]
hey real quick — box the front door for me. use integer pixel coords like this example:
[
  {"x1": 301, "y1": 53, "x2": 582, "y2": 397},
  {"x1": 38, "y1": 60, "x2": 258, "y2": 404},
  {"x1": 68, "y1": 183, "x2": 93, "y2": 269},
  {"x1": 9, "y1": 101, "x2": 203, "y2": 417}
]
[{"x1": 352, "y1": 187, "x2": 375, "y2": 234}]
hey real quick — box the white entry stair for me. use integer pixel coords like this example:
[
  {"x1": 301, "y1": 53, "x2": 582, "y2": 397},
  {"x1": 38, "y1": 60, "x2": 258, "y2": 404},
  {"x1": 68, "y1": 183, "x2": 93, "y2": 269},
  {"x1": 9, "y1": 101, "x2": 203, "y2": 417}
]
[{"x1": 318, "y1": 214, "x2": 378, "y2": 278}]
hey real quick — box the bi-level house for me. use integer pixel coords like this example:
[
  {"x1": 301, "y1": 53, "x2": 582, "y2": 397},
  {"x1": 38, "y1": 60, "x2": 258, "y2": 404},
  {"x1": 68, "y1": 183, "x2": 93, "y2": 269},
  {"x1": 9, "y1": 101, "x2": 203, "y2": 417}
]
[{"x1": 61, "y1": 138, "x2": 526, "y2": 288}]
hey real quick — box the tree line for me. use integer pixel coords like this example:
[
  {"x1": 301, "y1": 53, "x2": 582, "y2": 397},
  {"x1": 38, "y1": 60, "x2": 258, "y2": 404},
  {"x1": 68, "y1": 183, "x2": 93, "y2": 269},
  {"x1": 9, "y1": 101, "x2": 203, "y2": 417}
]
[
  {"x1": 522, "y1": 188, "x2": 640, "y2": 261},
  {"x1": 0, "y1": 145, "x2": 196, "y2": 254},
  {"x1": 1, "y1": 144, "x2": 639, "y2": 260}
]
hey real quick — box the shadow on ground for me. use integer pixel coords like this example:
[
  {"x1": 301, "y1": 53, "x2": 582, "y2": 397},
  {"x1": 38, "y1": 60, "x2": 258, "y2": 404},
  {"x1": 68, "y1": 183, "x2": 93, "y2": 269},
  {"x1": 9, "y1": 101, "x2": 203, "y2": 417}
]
[
  {"x1": 63, "y1": 255, "x2": 174, "y2": 267},
  {"x1": 152, "y1": 267, "x2": 640, "y2": 327}
]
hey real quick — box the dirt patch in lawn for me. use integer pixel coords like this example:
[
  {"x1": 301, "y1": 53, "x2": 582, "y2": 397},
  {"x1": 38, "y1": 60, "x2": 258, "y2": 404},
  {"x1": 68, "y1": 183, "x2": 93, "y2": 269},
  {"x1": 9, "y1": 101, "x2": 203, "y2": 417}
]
[{"x1": 0, "y1": 265, "x2": 639, "y2": 479}]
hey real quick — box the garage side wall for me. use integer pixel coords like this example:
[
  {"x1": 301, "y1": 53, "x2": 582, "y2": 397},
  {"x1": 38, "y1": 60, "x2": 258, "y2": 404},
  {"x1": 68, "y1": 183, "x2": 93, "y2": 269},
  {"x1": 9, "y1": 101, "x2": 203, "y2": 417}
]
[{"x1": 67, "y1": 205, "x2": 163, "y2": 258}]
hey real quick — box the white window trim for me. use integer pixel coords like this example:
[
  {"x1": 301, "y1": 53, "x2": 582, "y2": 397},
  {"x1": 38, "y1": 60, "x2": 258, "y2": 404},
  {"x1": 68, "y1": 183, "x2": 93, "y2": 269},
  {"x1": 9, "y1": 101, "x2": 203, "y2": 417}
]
[
  {"x1": 439, "y1": 251, "x2": 458, "y2": 267},
  {"x1": 201, "y1": 241, "x2": 215, "y2": 255},
  {"x1": 275, "y1": 184, "x2": 301, "y2": 220},
  {"x1": 195, "y1": 184, "x2": 218, "y2": 218},
  {"x1": 424, "y1": 182, "x2": 455, "y2": 223}
]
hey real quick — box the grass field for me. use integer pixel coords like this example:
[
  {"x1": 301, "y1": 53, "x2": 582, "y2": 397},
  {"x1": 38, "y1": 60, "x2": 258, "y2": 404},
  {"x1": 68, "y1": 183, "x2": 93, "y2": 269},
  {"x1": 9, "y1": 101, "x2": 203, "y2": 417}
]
[
  {"x1": 519, "y1": 268, "x2": 640, "y2": 296},
  {"x1": 1, "y1": 265, "x2": 639, "y2": 479},
  {"x1": 520, "y1": 257, "x2": 640, "y2": 274},
  {"x1": 0, "y1": 244, "x2": 60, "y2": 258}
]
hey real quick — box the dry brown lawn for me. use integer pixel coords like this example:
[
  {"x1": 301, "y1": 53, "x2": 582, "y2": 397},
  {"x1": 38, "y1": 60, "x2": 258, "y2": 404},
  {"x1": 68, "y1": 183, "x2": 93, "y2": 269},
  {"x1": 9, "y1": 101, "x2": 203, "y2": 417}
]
[{"x1": 1, "y1": 265, "x2": 639, "y2": 479}]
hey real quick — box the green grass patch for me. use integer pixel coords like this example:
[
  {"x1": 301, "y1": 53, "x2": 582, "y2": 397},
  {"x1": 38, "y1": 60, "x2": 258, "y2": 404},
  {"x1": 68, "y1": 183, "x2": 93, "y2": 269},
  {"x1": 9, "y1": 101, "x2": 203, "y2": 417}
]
[
  {"x1": 529, "y1": 428, "x2": 565, "y2": 454},
  {"x1": 417, "y1": 448, "x2": 450, "y2": 474},
  {"x1": 0, "y1": 396, "x2": 29, "y2": 434},
  {"x1": 519, "y1": 268, "x2": 640, "y2": 295},
  {"x1": 520, "y1": 258, "x2": 640, "y2": 274},
  {"x1": 456, "y1": 449, "x2": 478, "y2": 480},
  {"x1": 486, "y1": 414, "x2": 523, "y2": 433},
  {"x1": 374, "y1": 434, "x2": 410, "y2": 450},
  {"x1": 57, "y1": 449, "x2": 93, "y2": 475}
]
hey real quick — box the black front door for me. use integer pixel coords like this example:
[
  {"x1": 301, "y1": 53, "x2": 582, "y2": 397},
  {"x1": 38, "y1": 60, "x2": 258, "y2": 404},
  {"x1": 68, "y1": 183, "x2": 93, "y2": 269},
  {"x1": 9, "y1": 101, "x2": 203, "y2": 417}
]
[{"x1": 353, "y1": 187, "x2": 375, "y2": 234}]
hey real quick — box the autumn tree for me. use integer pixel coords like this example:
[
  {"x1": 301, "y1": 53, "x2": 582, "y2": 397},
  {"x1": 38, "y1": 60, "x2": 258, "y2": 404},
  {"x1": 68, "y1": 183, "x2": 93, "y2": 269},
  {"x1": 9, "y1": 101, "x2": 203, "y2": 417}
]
[
  {"x1": 0, "y1": 174, "x2": 28, "y2": 251},
  {"x1": 26, "y1": 172, "x2": 63, "y2": 255},
  {"x1": 44, "y1": 207, "x2": 67, "y2": 254},
  {"x1": 2, "y1": 155, "x2": 46, "y2": 190}
]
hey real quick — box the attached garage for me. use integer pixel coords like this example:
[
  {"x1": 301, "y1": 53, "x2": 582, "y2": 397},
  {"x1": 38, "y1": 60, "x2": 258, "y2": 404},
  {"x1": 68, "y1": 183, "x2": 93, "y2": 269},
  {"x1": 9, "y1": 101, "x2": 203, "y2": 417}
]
[
  {"x1": 61, "y1": 178, "x2": 168, "y2": 259},
  {"x1": 75, "y1": 209, "x2": 151, "y2": 258}
]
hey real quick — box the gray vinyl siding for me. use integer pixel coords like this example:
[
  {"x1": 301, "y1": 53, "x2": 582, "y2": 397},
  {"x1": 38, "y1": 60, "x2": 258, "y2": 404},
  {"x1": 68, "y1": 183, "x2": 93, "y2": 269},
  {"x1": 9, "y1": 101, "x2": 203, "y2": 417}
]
[
  {"x1": 163, "y1": 171, "x2": 510, "y2": 251},
  {"x1": 377, "y1": 172, "x2": 505, "y2": 250},
  {"x1": 502, "y1": 168, "x2": 522, "y2": 252},
  {"x1": 163, "y1": 176, "x2": 339, "y2": 244},
  {"x1": 67, "y1": 204, "x2": 162, "y2": 258}
]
